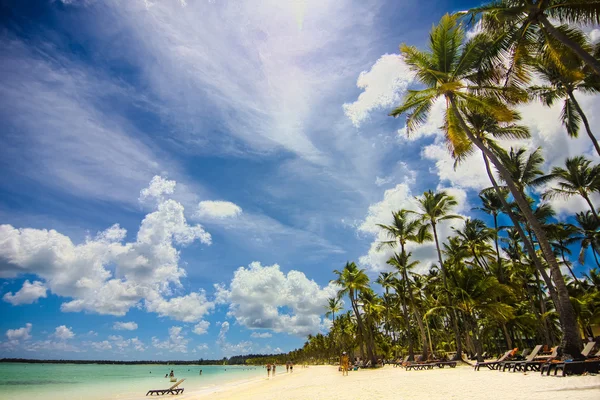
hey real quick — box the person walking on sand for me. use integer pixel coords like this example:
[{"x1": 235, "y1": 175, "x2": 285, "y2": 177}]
[
  {"x1": 272, "y1": 363, "x2": 276, "y2": 376},
  {"x1": 340, "y1": 352, "x2": 349, "y2": 376},
  {"x1": 266, "y1": 363, "x2": 272, "y2": 378},
  {"x1": 286, "y1": 361, "x2": 290, "y2": 373}
]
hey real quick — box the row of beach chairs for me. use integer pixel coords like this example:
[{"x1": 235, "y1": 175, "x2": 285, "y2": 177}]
[
  {"x1": 474, "y1": 342, "x2": 600, "y2": 376},
  {"x1": 393, "y1": 355, "x2": 457, "y2": 370}
]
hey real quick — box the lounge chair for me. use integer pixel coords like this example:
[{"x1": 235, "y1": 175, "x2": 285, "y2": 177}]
[
  {"x1": 502, "y1": 345, "x2": 543, "y2": 372},
  {"x1": 520, "y1": 346, "x2": 559, "y2": 372},
  {"x1": 581, "y1": 341, "x2": 596, "y2": 358},
  {"x1": 146, "y1": 379, "x2": 185, "y2": 396},
  {"x1": 474, "y1": 349, "x2": 514, "y2": 371}
]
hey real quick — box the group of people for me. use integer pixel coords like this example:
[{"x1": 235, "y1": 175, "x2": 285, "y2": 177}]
[{"x1": 265, "y1": 361, "x2": 294, "y2": 378}]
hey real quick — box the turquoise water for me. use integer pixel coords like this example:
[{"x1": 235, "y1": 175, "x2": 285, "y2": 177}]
[{"x1": 0, "y1": 363, "x2": 275, "y2": 400}]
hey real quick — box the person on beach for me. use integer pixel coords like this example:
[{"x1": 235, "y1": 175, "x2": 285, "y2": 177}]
[
  {"x1": 169, "y1": 370, "x2": 174, "y2": 378},
  {"x1": 266, "y1": 363, "x2": 272, "y2": 378},
  {"x1": 340, "y1": 352, "x2": 349, "y2": 376},
  {"x1": 199, "y1": 369, "x2": 202, "y2": 375},
  {"x1": 289, "y1": 362, "x2": 293, "y2": 373},
  {"x1": 272, "y1": 363, "x2": 276, "y2": 376},
  {"x1": 286, "y1": 361, "x2": 290, "y2": 373}
]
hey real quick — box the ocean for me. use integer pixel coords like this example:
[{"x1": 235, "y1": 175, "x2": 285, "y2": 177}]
[{"x1": 0, "y1": 363, "x2": 274, "y2": 399}]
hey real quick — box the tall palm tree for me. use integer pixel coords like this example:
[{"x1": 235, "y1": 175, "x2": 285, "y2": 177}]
[
  {"x1": 388, "y1": 251, "x2": 429, "y2": 360},
  {"x1": 333, "y1": 262, "x2": 377, "y2": 365},
  {"x1": 475, "y1": 188, "x2": 509, "y2": 280},
  {"x1": 413, "y1": 189, "x2": 463, "y2": 358},
  {"x1": 529, "y1": 56, "x2": 600, "y2": 155},
  {"x1": 543, "y1": 156, "x2": 600, "y2": 220},
  {"x1": 376, "y1": 272, "x2": 396, "y2": 337},
  {"x1": 390, "y1": 14, "x2": 582, "y2": 356},
  {"x1": 573, "y1": 211, "x2": 600, "y2": 267},
  {"x1": 466, "y1": 0, "x2": 600, "y2": 77},
  {"x1": 325, "y1": 297, "x2": 343, "y2": 323}
]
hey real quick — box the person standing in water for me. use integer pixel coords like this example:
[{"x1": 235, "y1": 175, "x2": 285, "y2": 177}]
[
  {"x1": 266, "y1": 363, "x2": 272, "y2": 378},
  {"x1": 272, "y1": 363, "x2": 276, "y2": 376}
]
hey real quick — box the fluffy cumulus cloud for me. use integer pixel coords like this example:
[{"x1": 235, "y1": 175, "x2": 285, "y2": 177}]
[
  {"x1": 6, "y1": 323, "x2": 32, "y2": 341},
  {"x1": 0, "y1": 176, "x2": 214, "y2": 320},
  {"x1": 91, "y1": 340, "x2": 112, "y2": 351},
  {"x1": 139, "y1": 176, "x2": 177, "y2": 203},
  {"x1": 3, "y1": 280, "x2": 47, "y2": 305},
  {"x1": 107, "y1": 335, "x2": 145, "y2": 351},
  {"x1": 113, "y1": 321, "x2": 138, "y2": 331},
  {"x1": 358, "y1": 184, "x2": 467, "y2": 273},
  {"x1": 343, "y1": 54, "x2": 415, "y2": 127},
  {"x1": 192, "y1": 320, "x2": 210, "y2": 335},
  {"x1": 195, "y1": 201, "x2": 242, "y2": 219},
  {"x1": 217, "y1": 262, "x2": 339, "y2": 336},
  {"x1": 152, "y1": 326, "x2": 188, "y2": 353},
  {"x1": 53, "y1": 325, "x2": 75, "y2": 340}
]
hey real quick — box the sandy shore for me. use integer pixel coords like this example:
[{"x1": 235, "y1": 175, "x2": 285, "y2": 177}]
[{"x1": 175, "y1": 364, "x2": 600, "y2": 400}]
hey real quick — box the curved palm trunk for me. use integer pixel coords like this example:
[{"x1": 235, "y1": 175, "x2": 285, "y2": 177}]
[
  {"x1": 581, "y1": 192, "x2": 599, "y2": 221},
  {"x1": 451, "y1": 100, "x2": 581, "y2": 357},
  {"x1": 567, "y1": 91, "x2": 600, "y2": 156},
  {"x1": 431, "y1": 221, "x2": 463, "y2": 360},
  {"x1": 349, "y1": 289, "x2": 366, "y2": 361},
  {"x1": 482, "y1": 151, "x2": 563, "y2": 330},
  {"x1": 538, "y1": 15, "x2": 600, "y2": 78}
]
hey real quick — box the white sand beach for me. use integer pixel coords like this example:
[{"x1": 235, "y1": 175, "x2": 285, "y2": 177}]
[{"x1": 173, "y1": 365, "x2": 600, "y2": 400}]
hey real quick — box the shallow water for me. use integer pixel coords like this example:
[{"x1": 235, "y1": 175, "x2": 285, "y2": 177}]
[{"x1": 0, "y1": 363, "x2": 270, "y2": 400}]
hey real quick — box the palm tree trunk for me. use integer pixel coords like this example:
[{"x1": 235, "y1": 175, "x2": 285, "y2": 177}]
[
  {"x1": 581, "y1": 192, "x2": 599, "y2": 221},
  {"x1": 501, "y1": 323, "x2": 512, "y2": 350},
  {"x1": 481, "y1": 152, "x2": 562, "y2": 316},
  {"x1": 431, "y1": 221, "x2": 463, "y2": 360},
  {"x1": 493, "y1": 214, "x2": 504, "y2": 282},
  {"x1": 450, "y1": 99, "x2": 581, "y2": 357},
  {"x1": 567, "y1": 91, "x2": 600, "y2": 156},
  {"x1": 404, "y1": 269, "x2": 429, "y2": 360},
  {"x1": 538, "y1": 15, "x2": 600, "y2": 78}
]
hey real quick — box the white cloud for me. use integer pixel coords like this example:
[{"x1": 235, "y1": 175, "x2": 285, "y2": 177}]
[
  {"x1": 53, "y1": 325, "x2": 75, "y2": 340},
  {"x1": 195, "y1": 201, "x2": 242, "y2": 219},
  {"x1": 106, "y1": 335, "x2": 146, "y2": 352},
  {"x1": 6, "y1": 323, "x2": 32, "y2": 341},
  {"x1": 250, "y1": 332, "x2": 272, "y2": 338},
  {"x1": 193, "y1": 320, "x2": 210, "y2": 335},
  {"x1": 343, "y1": 54, "x2": 415, "y2": 127},
  {"x1": 152, "y1": 326, "x2": 188, "y2": 353},
  {"x1": 218, "y1": 262, "x2": 339, "y2": 336},
  {"x1": 145, "y1": 292, "x2": 214, "y2": 323},
  {"x1": 139, "y1": 176, "x2": 176, "y2": 203},
  {"x1": 197, "y1": 343, "x2": 208, "y2": 351},
  {"x1": 91, "y1": 340, "x2": 112, "y2": 351},
  {"x1": 0, "y1": 177, "x2": 212, "y2": 319},
  {"x1": 218, "y1": 321, "x2": 230, "y2": 343},
  {"x1": 113, "y1": 321, "x2": 138, "y2": 331},
  {"x1": 3, "y1": 280, "x2": 47, "y2": 305},
  {"x1": 375, "y1": 176, "x2": 393, "y2": 187}
]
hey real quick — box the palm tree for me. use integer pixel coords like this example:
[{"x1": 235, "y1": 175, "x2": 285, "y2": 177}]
[
  {"x1": 325, "y1": 297, "x2": 343, "y2": 323},
  {"x1": 391, "y1": 14, "x2": 582, "y2": 356},
  {"x1": 529, "y1": 56, "x2": 600, "y2": 155},
  {"x1": 413, "y1": 189, "x2": 463, "y2": 358},
  {"x1": 543, "y1": 156, "x2": 600, "y2": 220},
  {"x1": 388, "y1": 251, "x2": 429, "y2": 360},
  {"x1": 573, "y1": 211, "x2": 600, "y2": 267},
  {"x1": 466, "y1": 0, "x2": 600, "y2": 77},
  {"x1": 376, "y1": 272, "x2": 396, "y2": 337},
  {"x1": 475, "y1": 188, "x2": 508, "y2": 280},
  {"x1": 454, "y1": 218, "x2": 496, "y2": 273},
  {"x1": 333, "y1": 262, "x2": 377, "y2": 365}
]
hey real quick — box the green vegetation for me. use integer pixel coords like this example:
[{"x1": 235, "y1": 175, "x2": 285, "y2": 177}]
[{"x1": 296, "y1": 2, "x2": 600, "y2": 365}]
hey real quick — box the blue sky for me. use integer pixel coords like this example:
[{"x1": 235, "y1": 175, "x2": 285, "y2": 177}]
[{"x1": 1, "y1": 0, "x2": 598, "y2": 361}]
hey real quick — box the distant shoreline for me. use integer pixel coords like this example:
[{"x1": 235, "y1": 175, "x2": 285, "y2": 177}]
[{"x1": 0, "y1": 358, "x2": 240, "y2": 365}]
